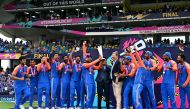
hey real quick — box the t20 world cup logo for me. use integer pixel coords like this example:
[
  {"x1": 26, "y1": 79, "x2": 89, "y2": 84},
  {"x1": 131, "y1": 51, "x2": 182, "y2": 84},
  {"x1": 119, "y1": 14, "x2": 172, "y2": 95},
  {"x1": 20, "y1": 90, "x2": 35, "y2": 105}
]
[{"x1": 119, "y1": 36, "x2": 146, "y2": 56}]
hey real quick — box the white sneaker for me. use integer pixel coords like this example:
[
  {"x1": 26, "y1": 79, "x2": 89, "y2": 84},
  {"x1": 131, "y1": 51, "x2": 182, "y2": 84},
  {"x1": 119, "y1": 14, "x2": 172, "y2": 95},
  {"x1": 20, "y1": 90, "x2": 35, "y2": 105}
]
[
  {"x1": 45, "y1": 107, "x2": 49, "y2": 109},
  {"x1": 29, "y1": 107, "x2": 33, "y2": 109},
  {"x1": 51, "y1": 107, "x2": 55, "y2": 109},
  {"x1": 129, "y1": 107, "x2": 134, "y2": 109},
  {"x1": 37, "y1": 107, "x2": 42, "y2": 109},
  {"x1": 19, "y1": 105, "x2": 25, "y2": 109}
]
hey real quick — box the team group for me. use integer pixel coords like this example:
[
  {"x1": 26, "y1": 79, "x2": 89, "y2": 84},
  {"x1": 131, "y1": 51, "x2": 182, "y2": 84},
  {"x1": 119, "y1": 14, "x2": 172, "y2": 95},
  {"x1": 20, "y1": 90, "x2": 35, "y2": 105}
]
[{"x1": 10, "y1": 41, "x2": 190, "y2": 109}]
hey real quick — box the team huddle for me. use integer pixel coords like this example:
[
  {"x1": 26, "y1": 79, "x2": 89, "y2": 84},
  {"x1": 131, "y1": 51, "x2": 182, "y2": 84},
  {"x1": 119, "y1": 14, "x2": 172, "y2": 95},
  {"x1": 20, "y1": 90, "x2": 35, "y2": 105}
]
[{"x1": 9, "y1": 41, "x2": 190, "y2": 109}]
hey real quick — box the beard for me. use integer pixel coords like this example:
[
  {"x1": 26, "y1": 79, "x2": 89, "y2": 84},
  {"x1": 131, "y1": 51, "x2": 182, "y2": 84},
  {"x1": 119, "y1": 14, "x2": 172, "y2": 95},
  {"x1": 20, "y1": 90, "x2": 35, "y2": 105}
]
[
  {"x1": 163, "y1": 58, "x2": 168, "y2": 61},
  {"x1": 145, "y1": 56, "x2": 149, "y2": 60},
  {"x1": 76, "y1": 60, "x2": 80, "y2": 64},
  {"x1": 177, "y1": 60, "x2": 182, "y2": 63},
  {"x1": 64, "y1": 59, "x2": 68, "y2": 64}
]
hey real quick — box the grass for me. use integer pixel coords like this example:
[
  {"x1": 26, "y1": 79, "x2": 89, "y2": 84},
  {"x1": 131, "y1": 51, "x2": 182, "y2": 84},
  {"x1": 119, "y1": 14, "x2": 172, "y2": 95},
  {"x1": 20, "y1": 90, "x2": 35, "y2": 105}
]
[{"x1": 0, "y1": 102, "x2": 40, "y2": 109}]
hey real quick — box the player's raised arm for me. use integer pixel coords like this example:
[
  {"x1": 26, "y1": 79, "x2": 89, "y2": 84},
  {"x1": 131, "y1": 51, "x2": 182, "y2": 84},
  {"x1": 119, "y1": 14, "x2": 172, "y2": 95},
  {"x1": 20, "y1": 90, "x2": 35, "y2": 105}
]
[
  {"x1": 127, "y1": 47, "x2": 138, "y2": 68},
  {"x1": 93, "y1": 61, "x2": 103, "y2": 70},
  {"x1": 83, "y1": 56, "x2": 102, "y2": 69},
  {"x1": 83, "y1": 41, "x2": 87, "y2": 59},
  {"x1": 69, "y1": 50, "x2": 75, "y2": 66},
  {"x1": 133, "y1": 48, "x2": 145, "y2": 68}
]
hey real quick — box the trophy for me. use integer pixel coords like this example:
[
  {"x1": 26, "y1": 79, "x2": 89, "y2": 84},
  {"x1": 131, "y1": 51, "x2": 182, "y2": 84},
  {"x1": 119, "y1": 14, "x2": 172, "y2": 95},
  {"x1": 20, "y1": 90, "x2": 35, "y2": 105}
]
[
  {"x1": 76, "y1": 47, "x2": 80, "y2": 52},
  {"x1": 97, "y1": 45, "x2": 105, "y2": 61}
]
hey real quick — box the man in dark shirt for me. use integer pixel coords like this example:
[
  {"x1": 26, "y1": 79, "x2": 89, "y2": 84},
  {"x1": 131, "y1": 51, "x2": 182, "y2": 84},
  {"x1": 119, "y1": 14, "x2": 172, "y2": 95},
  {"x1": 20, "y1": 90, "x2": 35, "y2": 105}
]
[{"x1": 96, "y1": 59, "x2": 111, "y2": 109}]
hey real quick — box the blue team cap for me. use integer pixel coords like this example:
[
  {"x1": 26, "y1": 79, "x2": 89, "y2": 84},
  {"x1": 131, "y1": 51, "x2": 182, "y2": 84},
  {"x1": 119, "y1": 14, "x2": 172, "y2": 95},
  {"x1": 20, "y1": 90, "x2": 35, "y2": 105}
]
[
  {"x1": 125, "y1": 56, "x2": 132, "y2": 61},
  {"x1": 145, "y1": 51, "x2": 153, "y2": 57},
  {"x1": 164, "y1": 52, "x2": 172, "y2": 59}
]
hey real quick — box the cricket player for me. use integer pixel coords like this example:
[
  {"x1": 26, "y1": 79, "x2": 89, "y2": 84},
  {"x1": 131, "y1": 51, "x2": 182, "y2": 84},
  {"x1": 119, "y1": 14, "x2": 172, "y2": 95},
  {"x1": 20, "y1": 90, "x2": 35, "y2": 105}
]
[
  {"x1": 37, "y1": 57, "x2": 51, "y2": 109},
  {"x1": 50, "y1": 54, "x2": 61, "y2": 109},
  {"x1": 69, "y1": 51, "x2": 82, "y2": 108},
  {"x1": 121, "y1": 56, "x2": 136, "y2": 109},
  {"x1": 82, "y1": 55, "x2": 103, "y2": 108},
  {"x1": 142, "y1": 51, "x2": 157, "y2": 109},
  {"x1": 127, "y1": 47, "x2": 147, "y2": 109},
  {"x1": 27, "y1": 59, "x2": 38, "y2": 109},
  {"x1": 58, "y1": 55, "x2": 72, "y2": 108},
  {"x1": 177, "y1": 53, "x2": 190, "y2": 109},
  {"x1": 10, "y1": 56, "x2": 30, "y2": 109},
  {"x1": 158, "y1": 52, "x2": 177, "y2": 109}
]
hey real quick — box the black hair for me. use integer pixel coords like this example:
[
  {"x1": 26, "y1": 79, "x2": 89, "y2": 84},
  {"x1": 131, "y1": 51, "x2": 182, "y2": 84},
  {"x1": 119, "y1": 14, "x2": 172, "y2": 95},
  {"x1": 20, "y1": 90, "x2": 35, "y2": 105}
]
[
  {"x1": 179, "y1": 53, "x2": 186, "y2": 61},
  {"x1": 30, "y1": 59, "x2": 35, "y2": 62},
  {"x1": 75, "y1": 55, "x2": 81, "y2": 58},
  {"x1": 54, "y1": 53, "x2": 59, "y2": 56},
  {"x1": 19, "y1": 56, "x2": 26, "y2": 61}
]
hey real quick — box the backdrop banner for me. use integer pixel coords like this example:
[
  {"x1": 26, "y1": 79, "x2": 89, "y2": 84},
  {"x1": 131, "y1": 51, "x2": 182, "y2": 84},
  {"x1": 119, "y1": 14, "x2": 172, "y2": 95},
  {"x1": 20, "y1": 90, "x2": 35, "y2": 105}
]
[{"x1": 0, "y1": 53, "x2": 21, "y2": 60}]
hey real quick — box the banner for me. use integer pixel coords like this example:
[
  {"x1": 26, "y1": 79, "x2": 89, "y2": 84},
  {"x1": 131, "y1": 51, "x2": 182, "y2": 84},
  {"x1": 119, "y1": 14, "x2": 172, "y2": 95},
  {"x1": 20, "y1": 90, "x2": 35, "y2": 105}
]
[
  {"x1": 0, "y1": 53, "x2": 21, "y2": 60},
  {"x1": 118, "y1": 11, "x2": 190, "y2": 20},
  {"x1": 32, "y1": 18, "x2": 88, "y2": 26},
  {"x1": 0, "y1": 95, "x2": 37, "y2": 102},
  {"x1": 32, "y1": 54, "x2": 50, "y2": 59},
  {"x1": 0, "y1": 95, "x2": 15, "y2": 102},
  {"x1": 3, "y1": 0, "x2": 121, "y2": 10},
  {"x1": 133, "y1": 25, "x2": 190, "y2": 34},
  {"x1": 12, "y1": 16, "x2": 102, "y2": 27}
]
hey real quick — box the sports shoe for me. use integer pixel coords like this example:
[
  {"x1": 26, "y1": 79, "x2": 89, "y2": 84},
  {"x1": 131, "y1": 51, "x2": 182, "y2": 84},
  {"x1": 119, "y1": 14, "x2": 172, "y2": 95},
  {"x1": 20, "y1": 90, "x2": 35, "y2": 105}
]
[
  {"x1": 29, "y1": 107, "x2": 33, "y2": 109},
  {"x1": 19, "y1": 105, "x2": 25, "y2": 109}
]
